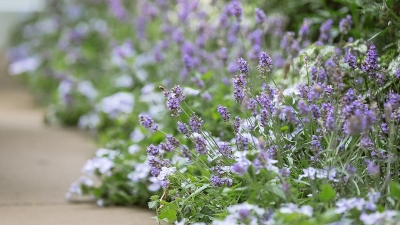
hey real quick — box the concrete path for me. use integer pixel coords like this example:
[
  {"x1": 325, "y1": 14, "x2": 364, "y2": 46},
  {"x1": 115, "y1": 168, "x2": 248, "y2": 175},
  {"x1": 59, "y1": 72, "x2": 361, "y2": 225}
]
[{"x1": 0, "y1": 57, "x2": 156, "y2": 225}]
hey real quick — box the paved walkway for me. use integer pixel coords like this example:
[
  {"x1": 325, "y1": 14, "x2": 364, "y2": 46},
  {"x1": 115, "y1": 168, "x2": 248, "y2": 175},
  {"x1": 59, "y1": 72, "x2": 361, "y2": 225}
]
[{"x1": 0, "y1": 57, "x2": 156, "y2": 225}]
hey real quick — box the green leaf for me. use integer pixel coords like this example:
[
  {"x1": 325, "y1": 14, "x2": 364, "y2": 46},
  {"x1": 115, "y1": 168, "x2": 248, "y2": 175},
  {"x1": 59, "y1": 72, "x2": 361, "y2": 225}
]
[
  {"x1": 202, "y1": 71, "x2": 213, "y2": 81},
  {"x1": 319, "y1": 184, "x2": 335, "y2": 202},
  {"x1": 390, "y1": 181, "x2": 400, "y2": 199},
  {"x1": 158, "y1": 206, "x2": 177, "y2": 222},
  {"x1": 182, "y1": 184, "x2": 210, "y2": 204},
  {"x1": 280, "y1": 126, "x2": 289, "y2": 132},
  {"x1": 148, "y1": 200, "x2": 158, "y2": 209},
  {"x1": 247, "y1": 165, "x2": 255, "y2": 178}
]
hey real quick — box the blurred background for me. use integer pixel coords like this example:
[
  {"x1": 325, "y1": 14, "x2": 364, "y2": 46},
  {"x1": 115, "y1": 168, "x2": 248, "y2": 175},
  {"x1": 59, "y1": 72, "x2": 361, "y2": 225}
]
[{"x1": 0, "y1": 0, "x2": 44, "y2": 51}]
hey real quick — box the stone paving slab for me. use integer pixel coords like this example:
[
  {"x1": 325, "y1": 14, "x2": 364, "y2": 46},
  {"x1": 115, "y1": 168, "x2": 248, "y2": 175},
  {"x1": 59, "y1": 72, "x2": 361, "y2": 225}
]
[
  {"x1": 0, "y1": 57, "x2": 156, "y2": 224},
  {"x1": 0, "y1": 204, "x2": 155, "y2": 225}
]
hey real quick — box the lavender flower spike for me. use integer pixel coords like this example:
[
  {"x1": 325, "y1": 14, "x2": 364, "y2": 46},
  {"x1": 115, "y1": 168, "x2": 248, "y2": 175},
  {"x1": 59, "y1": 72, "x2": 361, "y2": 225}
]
[
  {"x1": 361, "y1": 45, "x2": 378, "y2": 76},
  {"x1": 217, "y1": 105, "x2": 231, "y2": 122},
  {"x1": 258, "y1": 51, "x2": 273, "y2": 73},
  {"x1": 254, "y1": 8, "x2": 266, "y2": 24},
  {"x1": 139, "y1": 114, "x2": 158, "y2": 132},
  {"x1": 237, "y1": 58, "x2": 249, "y2": 76},
  {"x1": 339, "y1": 15, "x2": 352, "y2": 34}
]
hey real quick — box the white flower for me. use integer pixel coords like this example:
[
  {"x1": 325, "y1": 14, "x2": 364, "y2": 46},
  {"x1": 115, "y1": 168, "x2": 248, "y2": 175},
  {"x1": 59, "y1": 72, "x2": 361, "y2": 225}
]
[
  {"x1": 95, "y1": 148, "x2": 118, "y2": 159},
  {"x1": 8, "y1": 56, "x2": 41, "y2": 75},
  {"x1": 280, "y1": 203, "x2": 313, "y2": 217},
  {"x1": 128, "y1": 144, "x2": 140, "y2": 154},
  {"x1": 359, "y1": 211, "x2": 397, "y2": 225},
  {"x1": 77, "y1": 81, "x2": 98, "y2": 99},
  {"x1": 299, "y1": 167, "x2": 339, "y2": 182},
  {"x1": 157, "y1": 167, "x2": 176, "y2": 181},
  {"x1": 111, "y1": 41, "x2": 135, "y2": 67},
  {"x1": 100, "y1": 92, "x2": 134, "y2": 118},
  {"x1": 115, "y1": 74, "x2": 133, "y2": 88},
  {"x1": 335, "y1": 198, "x2": 367, "y2": 214},
  {"x1": 227, "y1": 202, "x2": 265, "y2": 216},
  {"x1": 130, "y1": 128, "x2": 145, "y2": 142},
  {"x1": 58, "y1": 80, "x2": 74, "y2": 99},
  {"x1": 127, "y1": 162, "x2": 151, "y2": 182},
  {"x1": 82, "y1": 157, "x2": 114, "y2": 176},
  {"x1": 148, "y1": 177, "x2": 162, "y2": 192},
  {"x1": 66, "y1": 176, "x2": 94, "y2": 199},
  {"x1": 183, "y1": 87, "x2": 200, "y2": 96},
  {"x1": 78, "y1": 113, "x2": 99, "y2": 130}
]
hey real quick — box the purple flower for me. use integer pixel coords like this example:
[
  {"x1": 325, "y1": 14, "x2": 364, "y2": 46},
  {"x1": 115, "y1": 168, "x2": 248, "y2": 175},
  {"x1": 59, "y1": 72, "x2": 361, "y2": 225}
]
[
  {"x1": 268, "y1": 15, "x2": 288, "y2": 37},
  {"x1": 339, "y1": 15, "x2": 352, "y2": 34},
  {"x1": 177, "y1": 121, "x2": 189, "y2": 136},
  {"x1": 147, "y1": 144, "x2": 159, "y2": 156},
  {"x1": 172, "y1": 28, "x2": 184, "y2": 44},
  {"x1": 298, "y1": 100, "x2": 310, "y2": 123},
  {"x1": 228, "y1": 1, "x2": 242, "y2": 21},
  {"x1": 233, "y1": 74, "x2": 246, "y2": 102},
  {"x1": 396, "y1": 67, "x2": 400, "y2": 79},
  {"x1": 345, "y1": 113, "x2": 375, "y2": 135},
  {"x1": 386, "y1": 91, "x2": 400, "y2": 108},
  {"x1": 258, "y1": 52, "x2": 273, "y2": 72},
  {"x1": 298, "y1": 18, "x2": 312, "y2": 40},
  {"x1": 360, "y1": 136, "x2": 374, "y2": 151},
  {"x1": 166, "y1": 134, "x2": 180, "y2": 148},
  {"x1": 281, "y1": 106, "x2": 297, "y2": 123},
  {"x1": 231, "y1": 158, "x2": 251, "y2": 175},
  {"x1": 249, "y1": 29, "x2": 263, "y2": 47},
  {"x1": 164, "y1": 85, "x2": 186, "y2": 115},
  {"x1": 180, "y1": 145, "x2": 191, "y2": 159},
  {"x1": 211, "y1": 175, "x2": 232, "y2": 187},
  {"x1": 310, "y1": 66, "x2": 318, "y2": 81},
  {"x1": 311, "y1": 135, "x2": 322, "y2": 152},
  {"x1": 189, "y1": 115, "x2": 204, "y2": 133},
  {"x1": 217, "y1": 47, "x2": 228, "y2": 63},
  {"x1": 218, "y1": 142, "x2": 232, "y2": 157},
  {"x1": 307, "y1": 84, "x2": 323, "y2": 103},
  {"x1": 254, "y1": 8, "x2": 266, "y2": 24},
  {"x1": 233, "y1": 116, "x2": 241, "y2": 133},
  {"x1": 298, "y1": 84, "x2": 309, "y2": 99},
  {"x1": 237, "y1": 58, "x2": 249, "y2": 76},
  {"x1": 345, "y1": 51, "x2": 357, "y2": 69},
  {"x1": 227, "y1": 22, "x2": 240, "y2": 44},
  {"x1": 256, "y1": 92, "x2": 274, "y2": 112},
  {"x1": 247, "y1": 98, "x2": 257, "y2": 116},
  {"x1": 194, "y1": 136, "x2": 207, "y2": 154},
  {"x1": 217, "y1": 105, "x2": 231, "y2": 122},
  {"x1": 182, "y1": 54, "x2": 195, "y2": 70},
  {"x1": 280, "y1": 168, "x2": 291, "y2": 177},
  {"x1": 236, "y1": 134, "x2": 249, "y2": 150},
  {"x1": 376, "y1": 73, "x2": 386, "y2": 86},
  {"x1": 310, "y1": 104, "x2": 321, "y2": 119},
  {"x1": 259, "y1": 108, "x2": 269, "y2": 127},
  {"x1": 322, "y1": 103, "x2": 335, "y2": 131},
  {"x1": 343, "y1": 88, "x2": 355, "y2": 104},
  {"x1": 381, "y1": 123, "x2": 388, "y2": 134},
  {"x1": 108, "y1": 0, "x2": 126, "y2": 20},
  {"x1": 345, "y1": 164, "x2": 357, "y2": 176},
  {"x1": 228, "y1": 61, "x2": 238, "y2": 74},
  {"x1": 281, "y1": 32, "x2": 299, "y2": 57},
  {"x1": 318, "y1": 19, "x2": 333, "y2": 44},
  {"x1": 139, "y1": 114, "x2": 155, "y2": 129},
  {"x1": 361, "y1": 45, "x2": 378, "y2": 75},
  {"x1": 273, "y1": 53, "x2": 286, "y2": 68},
  {"x1": 159, "y1": 142, "x2": 173, "y2": 152},
  {"x1": 366, "y1": 160, "x2": 380, "y2": 177},
  {"x1": 151, "y1": 124, "x2": 159, "y2": 132}
]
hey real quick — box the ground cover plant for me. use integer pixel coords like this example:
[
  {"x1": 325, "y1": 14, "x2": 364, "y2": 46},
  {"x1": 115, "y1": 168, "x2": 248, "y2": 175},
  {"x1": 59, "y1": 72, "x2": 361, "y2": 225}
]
[{"x1": 6, "y1": 0, "x2": 400, "y2": 224}]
